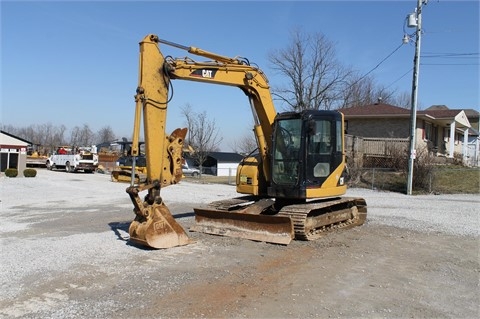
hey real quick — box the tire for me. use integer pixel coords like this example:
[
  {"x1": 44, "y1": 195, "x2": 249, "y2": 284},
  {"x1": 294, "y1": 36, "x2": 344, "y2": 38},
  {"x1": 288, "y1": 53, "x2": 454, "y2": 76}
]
[
  {"x1": 192, "y1": 171, "x2": 199, "y2": 177},
  {"x1": 65, "y1": 162, "x2": 72, "y2": 173}
]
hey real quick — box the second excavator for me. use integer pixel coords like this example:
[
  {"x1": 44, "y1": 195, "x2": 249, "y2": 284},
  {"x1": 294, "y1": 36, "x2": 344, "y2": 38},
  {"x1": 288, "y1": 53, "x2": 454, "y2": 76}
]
[{"x1": 125, "y1": 34, "x2": 367, "y2": 249}]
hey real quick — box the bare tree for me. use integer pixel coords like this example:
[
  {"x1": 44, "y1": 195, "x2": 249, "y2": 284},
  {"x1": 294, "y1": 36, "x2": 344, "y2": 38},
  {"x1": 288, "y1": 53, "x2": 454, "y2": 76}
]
[
  {"x1": 1, "y1": 122, "x2": 110, "y2": 155},
  {"x1": 268, "y1": 29, "x2": 416, "y2": 111},
  {"x1": 24, "y1": 123, "x2": 66, "y2": 150},
  {"x1": 79, "y1": 124, "x2": 95, "y2": 146},
  {"x1": 390, "y1": 91, "x2": 412, "y2": 109},
  {"x1": 70, "y1": 126, "x2": 81, "y2": 146},
  {"x1": 1, "y1": 123, "x2": 68, "y2": 155},
  {"x1": 182, "y1": 107, "x2": 223, "y2": 174},
  {"x1": 231, "y1": 131, "x2": 257, "y2": 155},
  {"x1": 53, "y1": 124, "x2": 67, "y2": 146},
  {"x1": 70, "y1": 124, "x2": 95, "y2": 146},
  {"x1": 268, "y1": 29, "x2": 353, "y2": 111},
  {"x1": 180, "y1": 103, "x2": 196, "y2": 147},
  {"x1": 341, "y1": 74, "x2": 397, "y2": 108},
  {"x1": 96, "y1": 125, "x2": 117, "y2": 144}
]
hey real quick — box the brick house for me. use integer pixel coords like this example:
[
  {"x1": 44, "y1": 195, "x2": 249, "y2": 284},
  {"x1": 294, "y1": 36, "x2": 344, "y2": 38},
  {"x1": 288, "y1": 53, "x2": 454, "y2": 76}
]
[{"x1": 338, "y1": 103, "x2": 479, "y2": 165}]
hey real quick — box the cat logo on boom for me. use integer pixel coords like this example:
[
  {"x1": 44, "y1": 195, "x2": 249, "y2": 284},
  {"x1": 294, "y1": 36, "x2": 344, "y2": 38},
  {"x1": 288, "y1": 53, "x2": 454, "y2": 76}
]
[{"x1": 190, "y1": 68, "x2": 217, "y2": 78}]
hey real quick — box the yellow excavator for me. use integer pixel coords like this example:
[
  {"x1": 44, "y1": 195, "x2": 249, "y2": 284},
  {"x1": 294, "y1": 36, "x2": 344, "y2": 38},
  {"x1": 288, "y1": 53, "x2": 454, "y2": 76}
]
[{"x1": 126, "y1": 34, "x2": 367, "y2": 249}]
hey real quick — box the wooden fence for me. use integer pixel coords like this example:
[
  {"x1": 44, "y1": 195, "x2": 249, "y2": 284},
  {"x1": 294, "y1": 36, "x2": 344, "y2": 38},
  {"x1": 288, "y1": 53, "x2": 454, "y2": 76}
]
[{"x1": 345, "y1": 135, "x2": 409, "y2": 168}]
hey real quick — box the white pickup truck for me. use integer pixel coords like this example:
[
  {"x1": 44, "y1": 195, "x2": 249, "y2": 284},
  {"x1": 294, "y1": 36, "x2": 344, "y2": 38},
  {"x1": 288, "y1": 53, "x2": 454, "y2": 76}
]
[{"x1": 46, "y1": 147, "x2": 99, "y2": 173}]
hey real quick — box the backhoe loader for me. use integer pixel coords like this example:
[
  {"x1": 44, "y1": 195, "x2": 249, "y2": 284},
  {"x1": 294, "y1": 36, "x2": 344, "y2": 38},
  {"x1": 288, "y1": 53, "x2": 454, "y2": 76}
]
[{"x1": 126, "y1": 34, "x2": 367, "y2": 248}]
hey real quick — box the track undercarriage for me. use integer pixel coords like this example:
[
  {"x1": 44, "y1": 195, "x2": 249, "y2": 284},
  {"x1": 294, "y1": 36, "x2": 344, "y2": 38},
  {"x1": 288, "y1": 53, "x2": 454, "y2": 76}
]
[{"x1": 191, "y1": 196, "x2": 367, "y2": 245}]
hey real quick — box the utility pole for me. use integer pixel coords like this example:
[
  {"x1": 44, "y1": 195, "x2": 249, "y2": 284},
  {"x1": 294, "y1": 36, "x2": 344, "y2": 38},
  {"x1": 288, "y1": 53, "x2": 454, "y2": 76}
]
[{"x1": 406, "y1": 0, "x2": 426, "y2": 195}]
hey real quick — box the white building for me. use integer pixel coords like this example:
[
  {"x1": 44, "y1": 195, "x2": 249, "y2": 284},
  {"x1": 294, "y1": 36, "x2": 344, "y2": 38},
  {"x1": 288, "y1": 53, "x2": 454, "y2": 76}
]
[
  {"x1": 187, "y1": 152, "x2": 244, "y2": 177},
  {"x1": 1, "y1": 130, "x2": 31, "y2": 173}
]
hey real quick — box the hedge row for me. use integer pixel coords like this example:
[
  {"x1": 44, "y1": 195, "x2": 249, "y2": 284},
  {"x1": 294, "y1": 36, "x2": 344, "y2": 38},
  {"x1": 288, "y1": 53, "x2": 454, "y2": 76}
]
[{"x1": 4, "y1": 168, "x2": 37, "y2": 178}]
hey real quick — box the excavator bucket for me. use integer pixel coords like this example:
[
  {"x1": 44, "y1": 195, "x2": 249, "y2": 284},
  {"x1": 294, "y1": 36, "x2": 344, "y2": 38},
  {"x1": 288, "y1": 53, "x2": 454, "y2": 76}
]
[
  {"x1": 191, "y1": 199, "x2": 294, "y2": 245},
  {"x1": 129, "y1": 203, "x2": 191, "y2": 249}
]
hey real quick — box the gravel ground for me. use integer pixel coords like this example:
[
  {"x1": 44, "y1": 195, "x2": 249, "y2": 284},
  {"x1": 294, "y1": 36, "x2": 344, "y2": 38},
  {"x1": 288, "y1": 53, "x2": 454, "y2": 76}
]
[{"x1": 0, "y1": 169, "x2": 478, "y2": 318}]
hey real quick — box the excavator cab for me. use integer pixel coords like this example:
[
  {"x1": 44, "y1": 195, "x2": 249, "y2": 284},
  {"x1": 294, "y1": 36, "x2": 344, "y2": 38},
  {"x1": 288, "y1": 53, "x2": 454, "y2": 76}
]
[{"x1": 268, "y1": 110, "x2": 347, "y2": 200}]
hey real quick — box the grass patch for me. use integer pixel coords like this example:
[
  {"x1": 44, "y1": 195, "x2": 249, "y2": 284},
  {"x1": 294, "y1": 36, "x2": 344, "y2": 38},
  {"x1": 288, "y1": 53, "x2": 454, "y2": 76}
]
[
  {"x1": 348, "y1": 166, "x2": 480, "y2": 194},
  {"x1": 431, "y1": 167, "x2": 480, "y2": 194},
  {"x1": 350, "y1": 169, "x2": 407, "y2": 193},
  {"x1": 183, "y1": 175, "x2": 235, "y2": 185}
]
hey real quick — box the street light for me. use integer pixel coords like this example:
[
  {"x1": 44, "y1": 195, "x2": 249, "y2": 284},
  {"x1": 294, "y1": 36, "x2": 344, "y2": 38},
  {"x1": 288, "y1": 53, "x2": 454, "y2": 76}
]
[{"x1": 405, "y1": 0, "x2": 427, "y2": 195}]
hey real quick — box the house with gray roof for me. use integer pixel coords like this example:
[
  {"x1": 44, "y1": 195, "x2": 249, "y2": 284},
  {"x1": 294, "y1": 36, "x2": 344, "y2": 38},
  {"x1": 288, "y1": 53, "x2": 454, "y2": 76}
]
[{"x1": 185, "y1": 151, "x2": 244, "y2": 176}]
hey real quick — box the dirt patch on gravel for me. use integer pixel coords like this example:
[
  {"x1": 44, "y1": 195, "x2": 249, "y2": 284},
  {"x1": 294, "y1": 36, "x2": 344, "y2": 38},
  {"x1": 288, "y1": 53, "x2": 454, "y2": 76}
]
[{"x1": 122, "y1": 222, "x2": 478, "y2": 319}]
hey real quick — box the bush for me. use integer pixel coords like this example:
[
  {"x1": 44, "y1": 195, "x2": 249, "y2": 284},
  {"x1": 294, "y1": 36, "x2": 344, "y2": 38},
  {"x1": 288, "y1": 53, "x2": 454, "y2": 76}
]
[
  {"x1": 5, "y1": 168, "x2": 18, "y2": 177},
  {"x1": 23, "y1": 168, "x2": 37, "y2": 177},
  {"x1": 386, "y1": 144, "x2": 409, "y2": 171},
  {"x1": 403, "y1": 145, "x2": 436, "y2": 193}
]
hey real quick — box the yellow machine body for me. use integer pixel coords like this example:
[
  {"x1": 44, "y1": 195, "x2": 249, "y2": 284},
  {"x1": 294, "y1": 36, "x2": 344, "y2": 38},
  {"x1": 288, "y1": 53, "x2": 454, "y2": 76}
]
[{"x1": 124, "y1": 35, "x2": 367, "y2": 248}]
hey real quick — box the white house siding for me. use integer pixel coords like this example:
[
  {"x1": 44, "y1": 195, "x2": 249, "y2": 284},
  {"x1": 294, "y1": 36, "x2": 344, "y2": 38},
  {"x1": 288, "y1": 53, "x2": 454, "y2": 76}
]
[
  {"x1": 465, "y1": 137, "x2": 480, "y2": 167},
  {"x1": 0, "y1": 132, "x2": 30, "y2": 173},
  {"x1": 217, "y1": 163, "x2": 238, "y2": 177}
]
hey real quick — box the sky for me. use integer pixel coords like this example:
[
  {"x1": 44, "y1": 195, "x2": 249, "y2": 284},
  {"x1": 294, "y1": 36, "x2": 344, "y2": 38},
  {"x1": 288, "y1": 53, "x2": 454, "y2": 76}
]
[{"x1": 1, "y1": 0, "x2": 479, "y2": 151}]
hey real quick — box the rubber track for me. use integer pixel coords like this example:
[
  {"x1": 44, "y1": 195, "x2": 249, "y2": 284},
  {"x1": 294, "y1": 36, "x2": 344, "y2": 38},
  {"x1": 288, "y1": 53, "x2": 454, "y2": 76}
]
[
  {"x1": 204, "y1": 196, "x2": 367, "y2": 241},
  {"x1": 277, "y1": 197, "x2": 367, "y2": 241}
]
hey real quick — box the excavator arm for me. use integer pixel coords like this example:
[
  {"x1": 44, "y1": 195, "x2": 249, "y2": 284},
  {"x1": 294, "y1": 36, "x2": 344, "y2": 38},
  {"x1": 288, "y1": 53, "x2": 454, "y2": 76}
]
[
  {"x1": 126, "y1": 35, "x2": 192, "y2": 248},
  {"x1": 125, "y1": 34, "x2": 280, "y2": 248}
]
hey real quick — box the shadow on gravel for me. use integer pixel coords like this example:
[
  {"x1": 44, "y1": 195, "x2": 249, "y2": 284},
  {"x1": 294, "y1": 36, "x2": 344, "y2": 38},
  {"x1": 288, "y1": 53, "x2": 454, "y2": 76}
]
[
  {"x1": 108, "y1": 221, "x2": 171, "y2": 250},
  {"x1": 109, "y1": 221, "x2": 130, "y2": 242}
]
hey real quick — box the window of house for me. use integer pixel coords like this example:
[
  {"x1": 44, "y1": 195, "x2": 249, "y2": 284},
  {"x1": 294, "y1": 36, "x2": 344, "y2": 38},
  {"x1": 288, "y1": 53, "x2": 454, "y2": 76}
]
[
  {"x1": 444, "y1": 128, "x2": 461, "y2": 145},
  {"x1": 424, "y1": 121, "x2": 433, "y2": 141}
]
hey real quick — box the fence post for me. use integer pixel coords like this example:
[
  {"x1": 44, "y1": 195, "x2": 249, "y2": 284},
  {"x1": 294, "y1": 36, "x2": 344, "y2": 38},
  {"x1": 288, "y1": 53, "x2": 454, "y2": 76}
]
[
  {"x1": 372, "y1": 168, "x2": 375, "y2": 190},
  {"x1": 429, "y1": 170, "x2": 432, "y2": 193}
]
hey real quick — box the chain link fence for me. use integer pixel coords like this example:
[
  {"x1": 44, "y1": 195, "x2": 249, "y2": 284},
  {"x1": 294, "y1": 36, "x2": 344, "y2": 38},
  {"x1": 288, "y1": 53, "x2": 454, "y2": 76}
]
[
  {"x1": 347, "y1": 166, "x2": 480, "y2": 194},
  {"x1": 345, "y1": 134, "x2": 479, "y2": 194}
]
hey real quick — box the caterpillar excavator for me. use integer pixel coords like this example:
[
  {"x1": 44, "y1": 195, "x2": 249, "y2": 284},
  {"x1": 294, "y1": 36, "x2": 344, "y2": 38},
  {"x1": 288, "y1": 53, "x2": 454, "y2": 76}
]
[{"x1": 126, "y1": 34, "x2": 367, "y2": 249}]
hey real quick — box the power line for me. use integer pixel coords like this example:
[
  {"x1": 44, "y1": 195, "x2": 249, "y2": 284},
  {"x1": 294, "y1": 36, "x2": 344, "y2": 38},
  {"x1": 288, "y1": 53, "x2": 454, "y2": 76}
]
[
  {"x1": 421, "y1": 63, "x2": 479, "y2": 65},
  {"x1": 385, "y1": 68, "x2": 413, "y2": 89},
  {"x1": 421, "y1": 52, "x2": 479, "y2": 62},
  {"x1": 350, "y1": 42, "x2": 405, "y2": 88},
  {"x1": 385, "y1": 52, "x2": 479, "y2": 88},
  {"x1": 422, "y1": 52, "x2": 478, "y2": 56}
]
